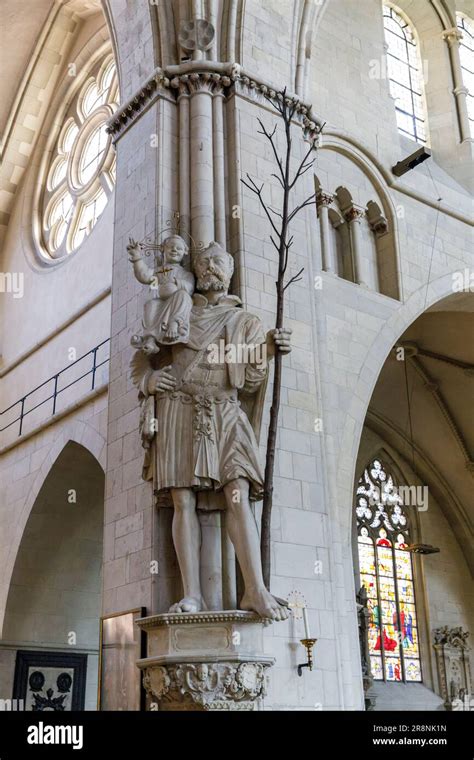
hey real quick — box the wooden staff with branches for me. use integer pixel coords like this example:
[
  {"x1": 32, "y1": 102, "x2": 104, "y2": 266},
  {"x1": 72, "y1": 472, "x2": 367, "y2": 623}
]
[{"x1": 241, "y1": 89, "x2": 323, "y2": 589}]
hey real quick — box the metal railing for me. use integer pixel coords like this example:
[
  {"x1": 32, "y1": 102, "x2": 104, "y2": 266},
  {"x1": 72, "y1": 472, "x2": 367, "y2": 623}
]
[{"x1": 0, "y1": 339, "x2": 110, "y2": 439}]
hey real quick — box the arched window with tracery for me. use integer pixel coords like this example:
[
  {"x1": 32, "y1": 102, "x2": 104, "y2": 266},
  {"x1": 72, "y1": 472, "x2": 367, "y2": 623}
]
[
  {"x1": 356, "y1": 458, "x2": 422, "y2": 683},
  {"x1": 457, "y1": 13, "x2": 474, "y2": 137},
  {"x1": 41, "y1": 53, "x2": 119, "y2": 260},
  {"x1": 383, "y1": 5, "x2": 427, "y2": 144}
]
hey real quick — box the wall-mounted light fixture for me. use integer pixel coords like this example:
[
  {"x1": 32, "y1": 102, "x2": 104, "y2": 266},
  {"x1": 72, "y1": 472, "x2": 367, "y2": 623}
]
[
  {"x1": 407, "y1": 543, "x2": 440, "y2": 555},
  {"x1": 392, "y1": 146, "x2": 431, "y2": 177},
  {"x1": 297, "y1": 606, "x2": 317, "y2": 676}
]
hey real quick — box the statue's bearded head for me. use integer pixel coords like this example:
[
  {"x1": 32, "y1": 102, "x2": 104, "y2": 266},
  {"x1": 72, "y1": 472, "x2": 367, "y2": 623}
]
[{"x1": 193, "y1": 242, "x2": 234, "y2": 293}]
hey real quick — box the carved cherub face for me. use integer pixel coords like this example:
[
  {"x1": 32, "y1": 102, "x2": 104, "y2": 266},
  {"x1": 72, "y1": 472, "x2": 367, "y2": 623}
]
[
  {"x1": 162, "y1": 235, "x2": 187, "y2": 265},
  {"x1": 193, "y1": 243, "x2": 234, "y2": 293}
]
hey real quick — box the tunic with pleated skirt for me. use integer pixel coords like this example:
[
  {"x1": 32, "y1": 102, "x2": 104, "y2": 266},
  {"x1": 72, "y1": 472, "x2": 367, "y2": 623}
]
[{"x1": 139, "y1": 293, "x2": 268, "y2": 508}]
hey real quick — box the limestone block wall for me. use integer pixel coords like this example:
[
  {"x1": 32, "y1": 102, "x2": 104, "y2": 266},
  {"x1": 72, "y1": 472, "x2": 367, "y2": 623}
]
[
  {"x1": 240, "y1": 0, "x2": 294, "y2": 86},
  {"x1": 102, "y1": 0, "x2": 156, "y2": 101}
]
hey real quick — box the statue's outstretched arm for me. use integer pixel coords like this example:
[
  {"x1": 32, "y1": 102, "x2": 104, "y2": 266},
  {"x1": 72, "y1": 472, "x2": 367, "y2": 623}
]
[{"x1": 127, "y1": 238, "x2": 154, "y2": 284}]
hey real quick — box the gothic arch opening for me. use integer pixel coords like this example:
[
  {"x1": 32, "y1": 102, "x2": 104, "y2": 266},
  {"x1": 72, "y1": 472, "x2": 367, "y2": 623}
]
[
  {"x1": 314, "y1": 145, "x2": 400, "y2": 299},
  {"x1": 352, "y1": 290, "x2": 474, "y2": 710},
  {"x1": 1, "y1": 441, "x2": 104, "y2": 710}
]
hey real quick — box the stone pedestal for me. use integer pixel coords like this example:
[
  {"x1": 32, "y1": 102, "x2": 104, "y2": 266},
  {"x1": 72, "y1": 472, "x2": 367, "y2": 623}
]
[{"x1": 136, "y1": 611, "x2": 274, "y2": 711}]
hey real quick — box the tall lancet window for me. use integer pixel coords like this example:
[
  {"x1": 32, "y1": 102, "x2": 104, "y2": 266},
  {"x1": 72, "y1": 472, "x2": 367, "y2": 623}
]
[
  {"x1": 356, "y1": 458, "x2": 422, "y2": 683},
  {"x1": 457, "y1": 14, "x2": 474, "y2": 136},
  {"x1": 383, "y1": 5, "x2": 427, "y2": 143}
]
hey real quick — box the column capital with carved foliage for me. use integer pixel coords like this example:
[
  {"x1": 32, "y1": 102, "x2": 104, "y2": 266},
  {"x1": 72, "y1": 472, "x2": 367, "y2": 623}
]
[
  {"x1": 316, "y1": 191, "x2": 334, "y2": 209},
  {"x1": 442, "y1": 27, "x2": 463, "y2": 47},
  {"x1": 344, "y1": 205, "x2": 366, "y2": 223},
  {"x1": 170, "y1": 72, "x2": 231, "y2": 97}
]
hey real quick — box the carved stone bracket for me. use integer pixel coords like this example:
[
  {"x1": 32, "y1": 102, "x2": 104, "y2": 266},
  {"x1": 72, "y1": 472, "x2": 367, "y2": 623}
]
[
  {"x1": 106, "y1": 68, "x2": 171, "y2": 136},
  {"x1": 136, "y1": 610, "x2": 275, "y2": 711}
]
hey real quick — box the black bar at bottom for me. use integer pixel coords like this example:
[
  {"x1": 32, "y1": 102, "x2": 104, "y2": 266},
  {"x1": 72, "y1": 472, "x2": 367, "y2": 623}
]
[{"x1": 0, "y1": 709, "x2": 471, "y2": 758}]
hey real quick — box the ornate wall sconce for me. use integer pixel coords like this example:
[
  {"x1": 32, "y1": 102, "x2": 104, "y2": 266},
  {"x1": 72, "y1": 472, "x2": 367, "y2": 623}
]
[{"x1": 297, "y1": 638, "x2": 318, "y2": 676}]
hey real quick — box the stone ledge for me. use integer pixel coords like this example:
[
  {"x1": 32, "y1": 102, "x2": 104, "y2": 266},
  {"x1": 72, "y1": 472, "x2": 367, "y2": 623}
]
[
  {"x1": 136, "y1": 610, "x2": 262, "y2": 628},
  {"x1": 137, "y1": 653, "x2": 275, "y2": 668}
]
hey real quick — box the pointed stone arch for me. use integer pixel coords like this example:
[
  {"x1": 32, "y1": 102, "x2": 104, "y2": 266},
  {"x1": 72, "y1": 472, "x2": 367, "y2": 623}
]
[
  {"x1": 338, "y1": 273, "x2": 474, "y2": 558},
  {"x1": 0, "y1": 419, "x2": 106, "y2": 639}
]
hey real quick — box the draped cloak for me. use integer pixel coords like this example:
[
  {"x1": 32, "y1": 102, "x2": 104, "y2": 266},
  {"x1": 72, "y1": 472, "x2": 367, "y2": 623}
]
[{"x1": 131, "y1": 293, "x2": 268, "y2": 511}]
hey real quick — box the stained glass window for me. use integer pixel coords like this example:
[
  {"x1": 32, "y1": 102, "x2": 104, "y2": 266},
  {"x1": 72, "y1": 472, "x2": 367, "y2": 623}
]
[
  {"x1": 383, "y1": 5, "x2": 427, "y2": 143},
  {"x1": 457, "y1": 14, "x2": 474, "y2": 137},
  {"x1": 356, "y1": 458, "x2": 422, "y2": 683}
]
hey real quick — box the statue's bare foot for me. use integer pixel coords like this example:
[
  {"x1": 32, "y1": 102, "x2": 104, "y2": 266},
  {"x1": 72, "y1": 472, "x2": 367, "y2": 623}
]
[
  {"x1": 165, "y1": 321, "x2": 179, "y2": 341},
  {"x1": 240, "y1": 587, "x2": 290, "y2": 622},
  {"x1": 169, "y1": 596, "x2": 205, "y2": 613}
]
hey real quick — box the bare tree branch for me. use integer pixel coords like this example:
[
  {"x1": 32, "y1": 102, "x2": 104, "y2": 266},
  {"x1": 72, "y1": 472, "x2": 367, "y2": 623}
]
[
  {"x1": 264, "y1": 93, "x2": 284, "y2": 115},
  {"x1": 287, "y1": 193, "x2": 317, "y2": 224},
  {"x1": 271, "y1": 173, "x2": 285, "y2": 188},
  {"x1": 282, "y1": 236, "x2": 294, "y2": 275},
  {"x1": 257, "y1": 118, "x2": 285, "y2": 182},
  {"x1": 268, "y1": 206, "x2": 283, "y2": 219},
  {"x1": 241, "y1": 174, "x2": 281, "y2": 237},
  {"x1": 243, "y1": 87, "x2": 322, "y2": 591},
  {"x1": 269, "y1": 234, "x2": 280, "y2": 252},
  {"x1": 290, "y1": 142, "x2": 316, "y2": 189},
  {"x1": 283, "y1": 267, "x2": 304, "y2": 291}
]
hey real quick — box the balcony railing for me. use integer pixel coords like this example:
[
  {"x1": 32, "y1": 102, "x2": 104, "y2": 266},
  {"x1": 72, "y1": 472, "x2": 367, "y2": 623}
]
[{"x1": 0, "y1": 339, "x2": 110, "y2": 441}]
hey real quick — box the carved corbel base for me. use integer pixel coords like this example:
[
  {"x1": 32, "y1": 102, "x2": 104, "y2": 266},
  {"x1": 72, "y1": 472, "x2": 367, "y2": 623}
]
[{"x1": 136, "y1": 610, "x2": 274, "y2": 711}]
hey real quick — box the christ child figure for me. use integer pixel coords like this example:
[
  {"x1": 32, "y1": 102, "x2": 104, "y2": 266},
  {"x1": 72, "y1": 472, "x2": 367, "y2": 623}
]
[{"x1": 127, "y1": 234, "x2": 195, "y2": 345}]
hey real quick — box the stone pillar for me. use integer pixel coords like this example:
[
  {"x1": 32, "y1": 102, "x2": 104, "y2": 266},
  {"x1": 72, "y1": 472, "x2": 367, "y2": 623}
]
[
  {"x1": 316, "y1": 190, "x2": 335, "y2": 273},
  {"x1": 189, "y1": 73, "x2": 215, "y2": 246},
  {"x1": 442, "y1": 28, "x2": 472, "y2": 144},
  {"x1": 344, "y1": 204, "x2": 368, "y2": 287},
  {"x1": 212, "y1": 79, "x2": 227, "y2": 246},
  {"x1": 220, "y1": 513, "x2": 237, "y2": 610},
  {"x1": 177, "y1": 81, "x2": 191, "y2": 238},
  {"x1": 199, "y1": 512, "x2": 223, "y2": 610},
  {"x1": 137, "y1": 611, "x2": 274, "y2": 711}
]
